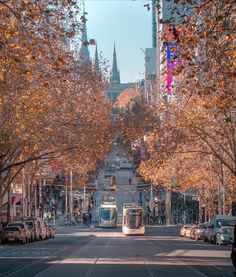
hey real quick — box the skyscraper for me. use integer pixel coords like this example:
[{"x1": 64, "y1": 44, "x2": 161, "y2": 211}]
[
  {"x1": 110, "y1": 43, "x2": 120, "y2": 84},
  {"x1": 152, "y1": 0, "x2": 157, "y2": 48}
]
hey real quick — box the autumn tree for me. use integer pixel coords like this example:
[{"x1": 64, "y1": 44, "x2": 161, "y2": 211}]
[{"x1": 0, "y1": 0, "x2": 113, "y2": 219}]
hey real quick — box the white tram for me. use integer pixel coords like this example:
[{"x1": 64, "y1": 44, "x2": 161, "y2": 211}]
[
  {"x1": 122, "y1": 203, "x2": 145, "y2": 235},
  {"x1": 99, "y1": 201, "x2": 118, "y2": 228}
]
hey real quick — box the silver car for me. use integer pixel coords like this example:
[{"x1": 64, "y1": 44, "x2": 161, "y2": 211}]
[
  {"x1": 7, "y1": 221, "x2": 31, "y2": 243},
  {"x1": 208, "y1": 216, "x2": 236, "y2": 244},
  {"x1": 216, "y1": 228, "x2": 231, "y2": 245}
]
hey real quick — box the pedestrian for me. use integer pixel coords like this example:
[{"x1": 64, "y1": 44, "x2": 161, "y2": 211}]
[
  {"x1": 83, "y1": 213, "x2": 86, "y2": 224},
  {"x1": 89, "y1": 213, "x2": 92, "y2": 225},
  {"x1": 231, "y1": 223, "x2": 236, "y2": 272}
]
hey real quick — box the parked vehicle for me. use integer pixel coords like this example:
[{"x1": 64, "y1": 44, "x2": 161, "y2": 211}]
[
  {"x1": 1, "y1": 226, "x2": 27, "y2": 244},
  {"x1": 216, "y1": 228, "x2": 231, "y2": 245},
  {"x1": 208, "y1": 215, "x2": 236, "y2": 244},
  {"x1": 194, "y1": 224, "x2": 205, "y2": 241},
  {"x1": 24, "y1": 218, "x2": 40, "y2": 242},
  {"x1": 47, "y1": 223, "x2": 55, "y2": 238},
  {"x1": 35, "y1": 217, "x2": 47, "y2": 240},
  {"x1": 190, "y1": 225, "x2": 197, "y2": 239},
  {"x1": 180, "y1": 225, "x2": 190, "y2": 237},
  {"x1": 202, "y1": 222, "x2": 209, "y2": 242},
  {"x1": 185, "y1": 225, "x2": 192, "y2": 238},
  {"x1": 231, "y1": 224, "x2": 236, "y2": 270},
  {"x1": 7, "y1": 221, "x2": 31, "y2": 243}
]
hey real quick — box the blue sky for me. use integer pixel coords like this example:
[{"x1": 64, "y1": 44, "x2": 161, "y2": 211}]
[{"x1": 84, "y1": 0, "x2": 152, "y2": 83}]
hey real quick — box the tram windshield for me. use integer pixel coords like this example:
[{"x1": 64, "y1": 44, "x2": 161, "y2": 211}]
[
  {"x1": 126, "y1": 209, "x2": 143, "y2": 228},
  {"x1": 100, "y1": 208, "x2": 117, "y2": 221}
]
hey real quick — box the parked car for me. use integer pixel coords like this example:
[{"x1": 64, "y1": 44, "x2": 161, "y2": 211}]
[
  {"x1": 1, "y1": 226, "x2": 27, "y2": 244},
  {"x1": 208, "y1": 215, "x2": 236, "y2": 244},
  {"x1": 24, "y1": 218, "x2": 40, "y2": 242},
  {"x1": 231, "y1": 224, "x2": 236, "y2": 270},
  {"x1": 47, "y1": 223, "x2": 55, "y2": 239},
  {"x1": 180, "y1": 225, "x2": 188, "y2": 237},
  {"x1": 216, "y1": 228, "x2": 231, "y2": 245},
  {"x1": 214, "y1": 219, "x2": 235, "y2": 245},
  {"x1": 35, "y1": 217, "x2": 47, "y2": 240},
  {"x1": 202, "y1": 222, "x2": 209, "y2": 242},
  {"x1": 185, "y1": 225, "x2": 192, "y2": 238},
  {"x1": 7, "y1": 221, "x2": 31, "y2": 243},
  {"x1": 190, "y1": 225, "x2": 197, "y2": 239},
  {"x1": 194, "y1": 224, "x2": 205, "y2": 241}
]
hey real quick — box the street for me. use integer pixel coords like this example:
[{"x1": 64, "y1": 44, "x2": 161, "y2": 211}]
[{"x1": 0, "y1": 225, "x2": 233, "y2": 277}]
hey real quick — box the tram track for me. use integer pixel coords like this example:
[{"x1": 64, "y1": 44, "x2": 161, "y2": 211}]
[
  {"x1": 82, "y1": 236, "x2": 113, "y2": 277},
  {"x1": 131, "y1": 237, "x2": 158, "y2": 277}
]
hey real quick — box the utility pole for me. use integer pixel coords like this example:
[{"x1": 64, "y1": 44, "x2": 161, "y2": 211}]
[
  {"x1": 35, "y1": 182, "x2": 38, "y2": 217},
  {"x1": 83, "y1": 183, "x2": 86, "y2": 207},
  {"x1": 22, "y1": 168, "x2": 25, "y2": 219},
  {"x1": 7, "y1": 184, "x2": 12, "y2": 222},
  {"x1": 165, "y1": 189, "x2": 171, "y2": 225},
  {"x1": 39, "y1": 179, "x2": 43, "y2": 218},
  {"x1": 221, "y1": 161, "x2": 226, "y2": 215},
  {"x1": 65, "y1": 180, "x2": 68, "y2": 220},
  {"x1": 69, "y1": 170, "x2": 73, "y2": 220}
]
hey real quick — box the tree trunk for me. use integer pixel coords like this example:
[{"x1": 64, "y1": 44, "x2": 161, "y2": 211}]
[
  {"x1": 165, "y1": 189, "x2": 171, "y2": 225},
  {"x1": 7, "y1": 184, "x2": 12, "y2": 222}
]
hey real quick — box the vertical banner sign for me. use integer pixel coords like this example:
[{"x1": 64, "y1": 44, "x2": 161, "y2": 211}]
[
  {"x1": 166, "y1": 41, "x2": 177, "y2": 95},
  {"x1": 164, "y1": 26, "x2": 181, "y2": 95}
]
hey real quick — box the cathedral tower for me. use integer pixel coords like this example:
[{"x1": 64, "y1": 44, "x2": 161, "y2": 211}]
[
  {"x1": 110, "y1": 43, "x2": 120, "y2": 84},
  {"x1": 79, "y1": 6, "x2": 90, "y2": 63}
]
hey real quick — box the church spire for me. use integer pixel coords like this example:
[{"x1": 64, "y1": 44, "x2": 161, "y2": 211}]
[
  {"x1": 110, "y1": 43, "x2": 120, "y2": 84},
  {"x1": 94, "y1": 43, "x2": 100, "y2": 74},
  {"x1": 79, "y1": 4, "x2": 90, "y2": 63}
]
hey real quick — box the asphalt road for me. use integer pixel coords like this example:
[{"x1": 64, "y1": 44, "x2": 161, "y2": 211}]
[{"x1": 0, "y1": 225, "x2": 234, "y2": 277}]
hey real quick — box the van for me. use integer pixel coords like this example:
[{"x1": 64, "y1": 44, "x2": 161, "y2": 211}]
[{"x1": 35, "y1": 217, "x2": 47, "y2": 240}]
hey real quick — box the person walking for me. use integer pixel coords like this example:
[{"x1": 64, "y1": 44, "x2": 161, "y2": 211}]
[
  {"x1": 82, "y1": 213, "x2": 86, "y2": 225},
  {"x1": 89, "y1": 213, "x2": 92, "y2": 225}
]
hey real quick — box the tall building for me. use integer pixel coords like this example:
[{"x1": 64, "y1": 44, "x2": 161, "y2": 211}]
[
  {"x1": 94, "y1": 43, "x2": 100, "y2": 74},
  {"x1": 79, "y1": 8, "x2": 90, "y2": 63},
  {"x1": 152, "y1": 0, "x2": 157, "y2": 48},
  {"x1": 110, "y1": 44, "x2": 120, "y2": 84},
  {"x1": 106, "y1": 44, "x2": 135, "y2": 109}
]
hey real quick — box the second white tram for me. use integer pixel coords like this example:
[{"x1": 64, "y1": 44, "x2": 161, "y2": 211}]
[
  {"x1": 99, "y1": 202, "x2": 118, "y2": 228},
  {"x1": 122, "y1": 203, "x2": 145, "y2": 235}
]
